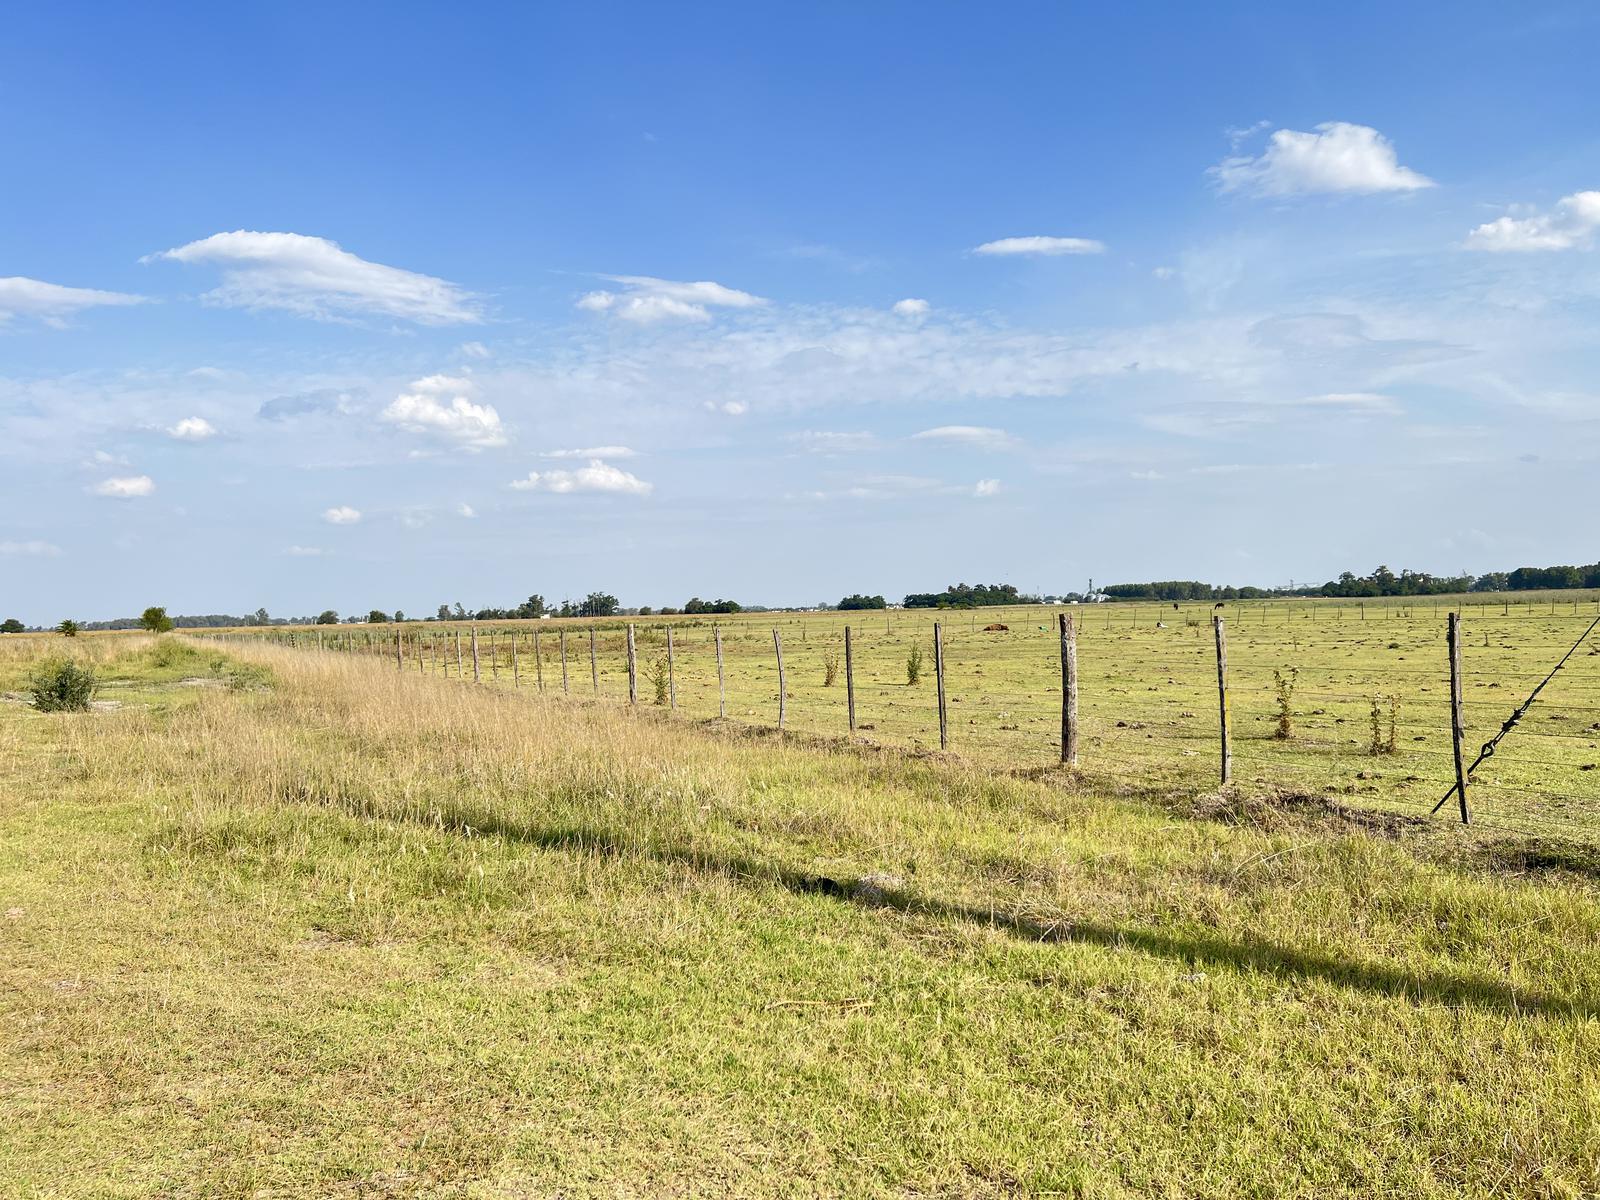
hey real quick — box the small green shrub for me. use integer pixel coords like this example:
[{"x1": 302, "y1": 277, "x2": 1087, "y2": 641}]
[
  {"x1": 1272, "y1": 667, "x2": 1298, "y2": 740},
  {"x1": 906, "y1": 643, "x2": 923, "y2": 686},
  {"x1": 650, "y1": 656, "x2": 670, "y2": 705},
  {"x1": 1369, "y1": 695, "x2": 1400, "y2": 755},
  {"x1": 823, "y1": 651, "x2": 840, "y2": 687},
  {"x1": 28, "y1": 659, "x2": 96, "y2": 712}
]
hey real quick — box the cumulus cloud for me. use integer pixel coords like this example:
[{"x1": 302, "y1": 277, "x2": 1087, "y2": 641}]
[
  {"x1": 1465, "y1": 191, "x2": 1600, "y2": 252},
  {"x1": 0, "y1": 540, "x2": 63, "y2": 556},
  {"x1": 973, "y1": 479, "x2": 1001, "y2": 497},
  {"x1": 911, "y1": 425, "x2": 1017, "y2": 450},
  {"x1": 0, "y1": 276, "x2": 144, "y2": 326},
  {"x1": 322, "y1": 505, "x2": 362, "y2": 524},
  {"x1": 145, "y1": 231, "x2": 481, "y2": 324},
  {"x1": 973, "y1": 236, "x2": 1105, "y2": 257},
  {"x1": 380, "y1": 374, "x2": 506, "y2": 448},
  {"x1": 92, "y1": 475, "x2": 155, "y2": 498},
  {"x1": 167, "y1": 416, "x2": 217, "y2": 440},
  {"x1": 543, "y1": 445, "x2": 637, "y2": 459},
  {"x1": 509, "y1": 459, "x2": 652, "y2": 495},
  {"x1": 1211, "y1": 122, "x2": 1433, "y2": 196},
  {"x1": 456, "y1": 503, "x2": 476, "y2": 518},
  {"x1": 892, "y1": 298, "x2": 930, "y2": 317},
  {"x1": 576, "y1": 275, "x2": 766, "y2": 323}
]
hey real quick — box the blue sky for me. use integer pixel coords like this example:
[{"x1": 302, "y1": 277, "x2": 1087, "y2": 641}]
[{"x1": 4, "y1": 2, "x2": 1600, "y2": 622}]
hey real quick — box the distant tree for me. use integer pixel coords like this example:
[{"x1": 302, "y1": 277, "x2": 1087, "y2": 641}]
[
  {"x1": 838, "y1": 594, "x2": 887, "y2": 610},
  {"x1": 682, "y1": 597, "x2": 742, "y2": 614},
  {"x1": 139, "y1": 606, "x2": 174, "y2": 634},
  {"x1": 452, "y1": 602, "x2": 467, "y2": 619},
  {"x1": 316, "y1": 610, "x2": 340, "y2": 625},
  {"x1": 637, "y1": 606, "x2": 653, "y2": 616},
  {"x1": 367, "y1": 609, "x2": 390, "y2": 624},
  {"x1": 578, "y1": 592, "x2": 619, "y2": 617},
  {"x1": 251, "y1": 607, "x2": 270, "y2": 626},
  {"x1": 435, "y1": 604, "x2": 451, "y2": 621},
  {"x1": 394, "y1": 610, "x2": 405, "y2": 623},
  {"x1": 56, "y1": 619, "x2": 80, "y2": 637},
  {"x1": 517, "y1": 594, "x2": 547, "y2": 618},
  {"x1": 1, "y1": 617, "x2": 26, "y2": 633}
]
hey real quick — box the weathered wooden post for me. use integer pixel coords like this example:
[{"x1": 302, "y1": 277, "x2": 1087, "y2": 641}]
[
  {"x1": 395, "y1": 628, "x2": 402, "y2": 670},
  {"x1": 1213, "y1": 615, "x2": 1231, "y2": 785},
  {"x1": 589, "y1": 628, "x2": 599, "y2": 694},
  {"x1": 773, "y1": 628, "x2": 786, "y2": 730},
  {"x1": 1059, "y1": 612, "x2": 1078, "y2": 766},
  {"x1": 665, "y1": 626, "x2": 676, "y2": 710},
  {"x1": 560, "y1": 629, "x2": 569, "y2": 693},
  {"x1": 626, "y1": 624, "x2": 639, "y2": 705},
  {"x1": 534, "y1": 629, "x2": 544, "y2": 691},
  {"x1": 511, "y1": 633, "x2": 520, "y2": 687},
  {"x1": 470, "y1": 623, "x2": 481, "y2": 683},
  {"x1": 844, "y1": 625, "x2": 856, "y2": 732},
  {"x1": 455, "y1": 629, "x2": 463, "y2": 677},
  {"x1": 933, "y1": 622, "x2": 948, "y2": 750},
  {"x1": 714, "y1": 625, "x2": 727, "y2": 719},
  {"x1": 489, "y1": 633, "x2": 498, "y2": 680},
  {"x1": 1448, "y1": 611, "x2": 1470, "y2": 825}
]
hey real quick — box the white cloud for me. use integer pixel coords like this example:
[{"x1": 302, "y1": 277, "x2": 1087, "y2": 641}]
[
  {"x1": 973, "y1": 236, "x2": 1105, "y2": 257},
  {"x1": 787, "y1": 430, "x2": 877, "y2": 454},
  {"x1": 1292, "y1": 391, "x2": 1400, "y2": 413},
  {"x1": 1211, "y1": 122, "x2": 1434, "y2": 196},
  {"x1": 167, "y1": 416, "x2": 217, "y2": 441},
  {"x1": 380, "y1": 374, "x2": 506, "y2": 448},
  {"x1": 911, "y1": 425, "x2": 1017, "y2": 450},
  {"x1": 459, "y1": 340, "x2": 491, "y2": 358},
  {"x1": 543, "y1": 445, "x2": 637, "y2": 459},
  {"x1": 0, "y1": 277, "x2": 144, "y2": 327},
  {"x1": 284, "y1": 545, "x2": 330, "y2": 556},
  {"x1": 509, "y1": 459, "x2": 653, "y2": 495},
  {"x1": 576, "y1": 275, "x2": 766, "y2": 323},
  {"x1": 973, "y1": 479, "x2": 1001, "y2": 497},
  {"x1": 323, "y1": 505, "x2": 362, "y2": 524},
  {"x1": 1152, "y1": 266, "x2": 1177, "y2": 280},
  {"x1": 92, "y1": 475, "x2": 155, "y2": 498},
  {"x1": 145, "y1": 231, "x2": 481, "y2": 324},
  {"x1": 0, "y1": 540, "x2": 62, "y2": 557},
  {"x1": 456, "y1": 503, "x2": 476, "y2": 518},
  {"x1": 892, "y1": 298, "x2": 930, "y2": 317},
  {"x1": 706, "y1": 399, "x2": 748, "y2": 416},
  {"x1": 1465, "y1": 191, "x2": 1600, "y2": 252}
]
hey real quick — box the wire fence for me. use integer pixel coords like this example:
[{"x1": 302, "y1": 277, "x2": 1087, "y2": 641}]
[{"x1": 203, "y1": 599, "x2": 1600, "y2": 846}]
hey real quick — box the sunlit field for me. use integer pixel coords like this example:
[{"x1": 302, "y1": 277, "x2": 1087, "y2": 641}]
[
  {"x1": 3, "y1": 634, "x2": 1600, "y2": 1196},
  {"x1": 215, "y1": 591, "x2": 1600, "y2": 844}
]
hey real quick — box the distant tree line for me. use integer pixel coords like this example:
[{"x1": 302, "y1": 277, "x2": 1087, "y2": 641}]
[
  {"x1": 903, "y1": 583, "x2": 1040, "y2": 609},
  {"x1": 837, "y1": 594, "x2": 887, "y2": 610},
  {"x1": 1102, "y1": 581, "x2": 1275, "y2": 601}
]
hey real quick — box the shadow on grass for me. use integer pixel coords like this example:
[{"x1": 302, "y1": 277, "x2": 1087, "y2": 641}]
[{"x1": 440, "y1": 805, "x2": 1594, "y2": 1022}]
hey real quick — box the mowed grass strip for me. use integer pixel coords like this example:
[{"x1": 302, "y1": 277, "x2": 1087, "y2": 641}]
[{"x1": 2, "y1": 639, "x2": 1599, "y2": 1197}]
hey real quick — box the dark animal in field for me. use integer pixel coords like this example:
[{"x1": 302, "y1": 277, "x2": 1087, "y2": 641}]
[
  {"x1": 1172, "y1": 602, "x2": 1179, "y2": 610},
  {"x1": 1214, "y1": 602, "x2": 1225, "y2": 609},
  {"x1": 982, "y1": 623, "x2": 1009, "y2": 632}
]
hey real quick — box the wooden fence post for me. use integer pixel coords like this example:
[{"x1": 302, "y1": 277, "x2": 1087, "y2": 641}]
[
  {"x1": 1059, "y1": 613, "x2": 1078, "y2": 766},
  {"x1": 1448, "y1": 611, "x2": 1470, "y2": 825},
  {"x1": 844, "y1": 625, "x2": 856, "y2": 732},
  {"x1": 560, "y1": 630, "x2": 569, "y2": 693},
  {"x1": 489, "y1": 633, "x2": 498, "y2": 680},
  {"x1": 470, "y1": 623, "x2": 481, "y2": 683},
  {"x1": 666, "y1": 626, "x2": 676, "y2": 710},
  {"x1": 511, "y1": 633, "x2": 520, "y2": 687},
  {"x1": 589, "y1": 628, "x2": 599, "y2": 694},
  {"x1": 534, "y1": 629, "x2": 544, "y2": 691},
  {"x1": 773, "y1": 628, "x2": 786, "y2": 730},
  {"x1": 933, "y1": 622, "x2": 948, "y2": 750},
  {"x1": 1213, "y1": 615, "x2": 1231, "y2": 785},
  {"x1": 627, "y1": 624, "x2": 639, "y2": 705},
  {"x1": 455, "y1": 630, "x2": 463, "y2": 677},
  {"x1": 715, "y1": 625, "x2": 727, "y2": 718},
  {"x1": 395, "y1": 628, "x2": 402, "y2": 670}
]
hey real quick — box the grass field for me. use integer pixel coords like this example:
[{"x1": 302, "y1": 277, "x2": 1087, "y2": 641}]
[
  {"x1": 224, "y1": 591, "x2": 1600, "y2": 843},
  {"x1": 3, "y1": 634, "x2": 1600, "y2": 1196}
]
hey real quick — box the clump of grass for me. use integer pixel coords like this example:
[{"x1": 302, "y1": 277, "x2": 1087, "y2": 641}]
[
  {"x1": 650, "y1": 656, "x2": 670, "y2": 705},
  {"x1": 823, "y1": 651, "x2": 840, "y2": 687},
  {"x1": 1272, "y1": 667, "x2": 1298, "y2": 740},
  {"x1": 28, "y1": 658, "x2": 96, "y2": 712},
  {"x1": 906, "y1": 642, "x2": 923, "y2": 686},
  {"x1": 1369, "y1": 694, "x2": 1400, "y2": 755}
]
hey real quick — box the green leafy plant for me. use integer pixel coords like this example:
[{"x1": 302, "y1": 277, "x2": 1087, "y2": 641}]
[
  {"x1": 1369, "y1": 694, "x2": 1400, "y2": 755},
  {"x1": 650, "y1": 656, "x2": 670, "y2": 706},
  {"x1": 56, "y1": 619, "x2": 80, "y2": 638},
  {"x1": 906, "y1": 642, "x2": 923, "y2": 686},
  {"x1": 823, "y1": 651, "x2": 840, "y2": 687},
  {"x1": 1272, "y1": 667, "x2": 1298, "y2": 740},
  {"x1": 28, "y1": 659, "x2": 96, "y2": 712},
  {"x1": 139, "y1": 606, "x2": 174, "y2": 634}
]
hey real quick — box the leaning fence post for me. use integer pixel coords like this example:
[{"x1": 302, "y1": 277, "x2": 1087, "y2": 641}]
[
  {"x1": 844, "y1": 625, "x2": 857, "y2": 732},
  {"x1": 470, "y1": 623, "x2": 481, "y2": 683},
  {"x1": 589, "y1": 628, "x2": 599, "y2": 694},
  {"x1": 1448, "y1": 611, "x2": 1471, "y2": 825},
  {"x1": 1213, "y1": 615, "x2": 1231, "y2": 785},
  {"x1": 1059, "y1": 612, "x2": 1078, "y2": 766},
  {"x1": 933, "y1": 622, "x2": 948, "y2": 750},
  {"x1": 626, "y1": 624, "x2": 639, "y2": 705},
  {"x1": 715, "y1": 625, "x2": 727, "y2": 718},
  {"x1": 665, "y1": 626, "x2": 676, "y2": 710},
  {"x1": 773, "y1": 627, "x2": 786, "y2": 730}
]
